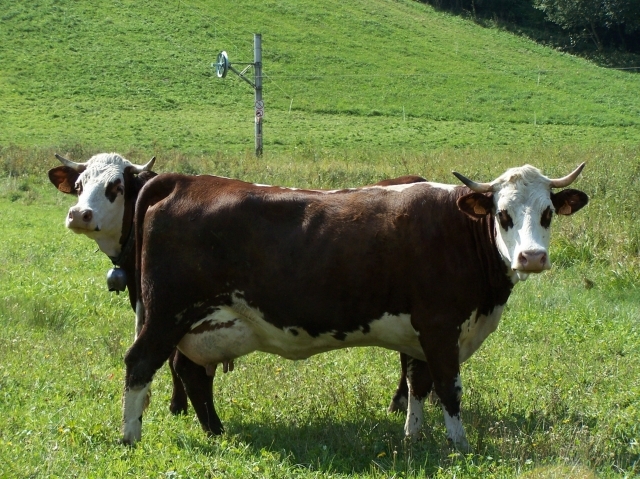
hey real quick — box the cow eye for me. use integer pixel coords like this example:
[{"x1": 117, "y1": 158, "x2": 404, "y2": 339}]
[
  {"x1": 497, "y1": 210, "x2": 513, "y2": 230},
  {"x1": 541, "y1": 206, "x2": 553, "y2": 228},
  {"x1": 75, "y1": 182, "x2": 83, "y2": 195},
  {"x1": 105, "y1": 180, "x2": 124, "y2": 203}
]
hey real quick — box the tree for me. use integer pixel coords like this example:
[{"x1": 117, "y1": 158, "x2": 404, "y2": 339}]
[{"x1": 534, "y1": 0, "x2": 640, "y2": 51}]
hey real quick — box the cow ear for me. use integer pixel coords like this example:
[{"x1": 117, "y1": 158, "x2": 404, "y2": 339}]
[
  {"x1": 457, "y1": 193, "x2": 494, "y2": 220},
  {"x1": 48, "y1": 166, "x2": 79, "y2": 194},
  {"x1": 551, "y1": 189, "x2": 589, "y2": 216}
]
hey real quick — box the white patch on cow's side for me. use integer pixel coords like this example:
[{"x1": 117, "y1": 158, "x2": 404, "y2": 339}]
[
  {"x1": 404, "y1": 394, "x2": 425, "y2": 440},
  {"x1": 458, "y1": 306, "x2": 504, "y2": 363},
  {"x1": 122, "y1": 381, "x2": 151, "y2": 445},
  {"x1": 377, "y1": 183, "x2": 422, "y2": 192},
  {"x1": 176, "y1": 291, "x2": 424, "y2": 370},
  {"x1": 425, "y1": 182, "x2": 458, "y2": 192},
  {"x1": 251, "y1": 183, "x2": 306, "y2": 192},
  {"x1": 323, "y1": 188, "x2": 354, "y2": 194},
  {"x1": 367, "y1": 182, "x2": 458, "y2": 193},
  {"x1": 177, "y1": 307, "x2": 259, "y2": 369},
  {"x1": 365, "y1": 183, "x2": 420, "y2": 193}
]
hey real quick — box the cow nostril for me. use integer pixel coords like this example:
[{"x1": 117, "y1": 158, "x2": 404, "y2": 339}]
[
  {"x1": 518, "y1": 252, "x2": 528, "y2": 265},
  {"x1": 81, "y1": 210, "x2": 93, "y2": 223},
  {"x1": 540, "y1": 253, "x2": 547, "y2": 265}
]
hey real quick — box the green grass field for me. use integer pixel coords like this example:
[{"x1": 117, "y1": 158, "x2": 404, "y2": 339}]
[
  {"x1": 1, "y1": 147, "x2": 638, "y2": 478},
  {"x1": 1, "y1": 0, "x2": 639, "y2": 477},
  {"x1": 1, "y1": 0, "x2": 639, "y2": 153}
]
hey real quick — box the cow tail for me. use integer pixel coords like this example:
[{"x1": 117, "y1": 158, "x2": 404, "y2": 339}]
[{"x1": 133, "y1": 175, "x2": 174, "y2": 333}]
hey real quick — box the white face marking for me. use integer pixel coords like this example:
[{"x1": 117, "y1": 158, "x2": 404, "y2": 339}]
[
  {"x1": 458, "y1": 306, "x2": 504, "y2": 363},
  {"x1": 491, "y1": 165, "x2": 554, "y2": 273},
  {"x1": 121, "y1": 381, "x2": 151, "y2": 445},
  {"x1": 66, "y1": 153, "x2": 130, "y2": 257},
  {"x1": 176, "y1": 291, "x2": 423, "y2": 367}
]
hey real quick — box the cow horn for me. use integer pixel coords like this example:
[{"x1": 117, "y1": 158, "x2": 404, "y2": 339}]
[
  {"x1": 452, "y1": 171, "x2": 494, "y2": 193},
  {"x1": 55, "y1": 153, "x2": 87, "y2": 173},
  {"x1": 549, "y1": 162, "x2": 585, "y2": 188},
  {"x1": 127, "y1": 156, "x2": 156, "y2": 174}
]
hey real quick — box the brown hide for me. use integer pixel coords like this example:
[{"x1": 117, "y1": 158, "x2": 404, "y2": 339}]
[{"x1": 135, "y1": 174, "x2": 512, "y2": 339}]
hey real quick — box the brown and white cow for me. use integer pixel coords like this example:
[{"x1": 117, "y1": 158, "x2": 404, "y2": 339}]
[
  {"x1": 48, "y1": 152, "x2": 427, "y2": 430},
  {"x1": 118, "y1": 163, "x2": 587, "y2": 449},
  {"x1": 48, "y1": 153, "x2": 196, "y2": 415}
]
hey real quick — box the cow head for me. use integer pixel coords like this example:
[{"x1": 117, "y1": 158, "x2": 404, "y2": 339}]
[
  {"x1": 454, "y1": 164, "x2": 588, "y2": 281},
  {"x1": 48, "y1": 152, "x2": 156, "y2": 258}
]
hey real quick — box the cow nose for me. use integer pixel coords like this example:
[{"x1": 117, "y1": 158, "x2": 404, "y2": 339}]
[
  {"x1": 517, "y1": 250, "x2": 549, "y2": 271},
  {"x1": 68, "y1": 208, "x2": 93, "y2": 224}
]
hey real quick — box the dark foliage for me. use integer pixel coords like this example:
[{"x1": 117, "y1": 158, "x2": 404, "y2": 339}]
[{"x1": 417, "y1": 0, "x2": 640, "y2": 56}]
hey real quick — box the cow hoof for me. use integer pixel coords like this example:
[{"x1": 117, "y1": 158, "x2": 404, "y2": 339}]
[
  {"x1": 205, "y1": 425, "x2": 224, "y2": 437},
  {"x1": 447, "y1": 437, "x2": 471, "y2": 453},
  {"x1": 169, "y1": 401, "x2": 188, "y2": 416},
  {"x1": 119, "y1": 436, "x2": 137, "y2": 447},
  {"x1": 387, "y1": 396, "x2": 408, "y2": 414},
  {"x1": 404, "y1": 431, "x2": 425, "y2": 443}
]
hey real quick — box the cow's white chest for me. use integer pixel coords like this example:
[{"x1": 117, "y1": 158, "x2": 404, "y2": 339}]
[
  {"x1": 176, "y1": 293, "x2": 424, "y2": 368},
  {"x1": 457, "y1": 306, "x2": 504, "y2": 363}
]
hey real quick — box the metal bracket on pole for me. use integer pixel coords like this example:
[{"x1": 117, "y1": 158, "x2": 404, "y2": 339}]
[{"x1": 213, "y1": 33, "x2": 263, "y2": 156}]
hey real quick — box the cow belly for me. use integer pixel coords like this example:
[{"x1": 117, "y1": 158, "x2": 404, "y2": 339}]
[
  {"x1": 458, "y1": 306, "x2": 504, "y2": 363},
  {"x1": 177, "y1": 308, "x2": 260, "y2": 366},
  {"x1": 176, "y1": 296, "x2": 425, "y2": 367}
]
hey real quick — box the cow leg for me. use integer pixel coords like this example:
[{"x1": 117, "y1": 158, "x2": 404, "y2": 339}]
[
  {"x1": 173, "y1": 351, "x2": 224, "y2": 436},
  {"x1": 416, "y1": 326, "x2": 470, "y2": 452},
  {"x1": 122, "y1": 325, "x2": 187, "y2": 445},
  {"x1": 403, "y1": 356, "x2": 432, "y2": 439},
  {"x1": 168, "y1": 350, "x2": 189, "y2": 415},
  {"x1": 388, "y1": 352, "x2": 409, "y2": 413}
]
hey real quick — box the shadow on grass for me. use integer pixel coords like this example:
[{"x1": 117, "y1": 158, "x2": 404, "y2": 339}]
[
  {"x1": 170, "y1": 396, "x2": 635, "y2": 476},
  {"x1": 177, "y1": 414, "x2": 450, "y2": 475}
]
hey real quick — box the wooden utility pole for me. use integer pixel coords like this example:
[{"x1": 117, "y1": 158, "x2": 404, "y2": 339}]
[
  {"x1": 253, "y1": 34, "x2": 263, "y2": 157},
  {"x1": 215, "y1": 33, "x2": 264, "y2": 157}
]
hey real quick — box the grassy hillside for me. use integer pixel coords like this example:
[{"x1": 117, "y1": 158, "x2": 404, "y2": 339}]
[{"x1": 1, "y1": 0, "x2": 639, "y2": 153}]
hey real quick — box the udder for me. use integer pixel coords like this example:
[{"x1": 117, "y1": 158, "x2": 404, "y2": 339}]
[{"x1": 177, "y1": 309, "x2": 260, "y2": 374}]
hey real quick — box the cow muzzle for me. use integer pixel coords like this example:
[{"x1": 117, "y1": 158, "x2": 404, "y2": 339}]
[
  {"x1": 66, "y1": 207, "x2": 99, "y2": 232},
  {"x1": 514, "y1": 249, "x2": 550, "y2": 273}
]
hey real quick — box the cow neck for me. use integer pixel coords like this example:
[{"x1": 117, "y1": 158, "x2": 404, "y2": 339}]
[
  {"x1": 108, "y1": 171, "x2": 137, "y2": 268},
  {"x1": 469, "y1": 207, "x2": 514, "y2": 315},
  {"x1": 109, "y1": 218, "x2": 135, "y2": 267}
]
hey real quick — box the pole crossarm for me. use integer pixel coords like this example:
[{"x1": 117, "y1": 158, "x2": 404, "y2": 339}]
[{"x1": 228, "y1": 64, "x2": 256, "y2": 89}]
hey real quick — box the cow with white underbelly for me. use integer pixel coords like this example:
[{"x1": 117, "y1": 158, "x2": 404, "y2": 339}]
[
  {"x1": 48, "y1": 152, "x2": 428, "y2": 435},
  {"x1": 122, "y1": 162, "x2": 588, "y2": 449}
]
